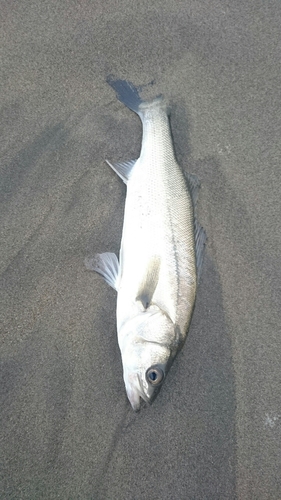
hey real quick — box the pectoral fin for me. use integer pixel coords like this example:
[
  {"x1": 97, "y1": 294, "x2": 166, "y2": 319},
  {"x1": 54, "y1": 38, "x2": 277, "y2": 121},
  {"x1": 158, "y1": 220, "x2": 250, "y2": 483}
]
[{"x1": 136, "y1": 256, "x2": 161, "y2": 310}]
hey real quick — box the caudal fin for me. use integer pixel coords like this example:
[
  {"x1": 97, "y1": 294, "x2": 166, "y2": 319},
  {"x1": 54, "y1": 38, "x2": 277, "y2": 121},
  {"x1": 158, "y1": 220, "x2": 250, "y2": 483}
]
[
  {"x1": 106, "y1": 76, "x2": 143, "y2": 114},
  {"x1": 107, "y1": 76, "x2": 164, "y2": 116}
]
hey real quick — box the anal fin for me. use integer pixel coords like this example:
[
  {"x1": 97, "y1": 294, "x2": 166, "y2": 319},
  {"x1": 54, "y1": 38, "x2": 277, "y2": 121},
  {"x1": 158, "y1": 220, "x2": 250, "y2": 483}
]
[{"x1": 106, "y1": 159, "x2": 137, "y2": 184}]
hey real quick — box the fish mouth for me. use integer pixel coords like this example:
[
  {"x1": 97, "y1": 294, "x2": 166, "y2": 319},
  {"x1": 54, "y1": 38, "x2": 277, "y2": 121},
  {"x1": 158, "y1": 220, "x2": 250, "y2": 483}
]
[
  {"x1": 125, "y1": 372, "x2": 160, "y2": 411},
  {"x1": 125, "y1": 377, "x2": 148, "y2": 412}
]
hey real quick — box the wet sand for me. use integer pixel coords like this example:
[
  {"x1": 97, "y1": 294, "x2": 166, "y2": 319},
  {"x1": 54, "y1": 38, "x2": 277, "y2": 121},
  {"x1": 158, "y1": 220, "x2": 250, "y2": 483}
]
[{"x1": 1, "y1": 1, "x2": 281, "y2": 498}]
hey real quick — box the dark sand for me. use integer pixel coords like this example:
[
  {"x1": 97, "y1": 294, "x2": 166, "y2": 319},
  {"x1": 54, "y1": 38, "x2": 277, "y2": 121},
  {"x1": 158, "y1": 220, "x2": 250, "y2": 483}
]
[{"x1": 1, "y1": 1, "x2": 280, "y2": 499}]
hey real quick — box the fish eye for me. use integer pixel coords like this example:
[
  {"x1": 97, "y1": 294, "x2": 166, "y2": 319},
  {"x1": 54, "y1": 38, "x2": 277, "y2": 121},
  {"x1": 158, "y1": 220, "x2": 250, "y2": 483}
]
[{"x1": 146, "y1": 366, "x2": 164, "y2": 386}]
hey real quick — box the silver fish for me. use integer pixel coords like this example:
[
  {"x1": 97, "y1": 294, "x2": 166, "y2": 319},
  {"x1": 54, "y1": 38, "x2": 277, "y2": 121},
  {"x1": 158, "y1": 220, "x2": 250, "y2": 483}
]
[{"x1": 86, "y1": 78, "x2": 206, "y2": 411}]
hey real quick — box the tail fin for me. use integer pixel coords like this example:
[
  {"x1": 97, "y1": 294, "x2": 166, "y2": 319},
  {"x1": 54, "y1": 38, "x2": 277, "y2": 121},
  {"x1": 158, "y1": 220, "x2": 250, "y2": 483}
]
[
  {"x1": 107, "y1": 76, "x2": 164, "y2": 115},
  {"x1": 107, "y1": 76, "x2": 143, "y2": 114}
]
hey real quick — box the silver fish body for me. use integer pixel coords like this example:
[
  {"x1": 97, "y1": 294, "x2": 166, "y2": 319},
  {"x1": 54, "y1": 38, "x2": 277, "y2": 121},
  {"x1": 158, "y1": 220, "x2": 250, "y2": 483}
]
[{"x1": 87, "y1": 79, "x2": 206, "y2": 410}]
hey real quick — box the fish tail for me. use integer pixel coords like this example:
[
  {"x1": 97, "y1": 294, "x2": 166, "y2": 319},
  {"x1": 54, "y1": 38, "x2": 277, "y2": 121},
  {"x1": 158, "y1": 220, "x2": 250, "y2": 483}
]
[{"x1": 107, "y1": 75, "x2": 164, "y2": 116}]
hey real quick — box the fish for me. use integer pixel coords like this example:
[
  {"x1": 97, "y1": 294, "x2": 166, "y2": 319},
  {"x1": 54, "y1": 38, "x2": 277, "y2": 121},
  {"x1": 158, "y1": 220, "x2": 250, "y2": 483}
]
[{"x1": 86, "y1": 77, "x2": 206, "y2": 411}]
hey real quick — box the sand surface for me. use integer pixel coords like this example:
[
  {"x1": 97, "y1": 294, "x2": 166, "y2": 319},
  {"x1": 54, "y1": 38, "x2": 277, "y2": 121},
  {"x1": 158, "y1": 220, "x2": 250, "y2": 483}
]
[{"x1": 1, "y1": 1, "x2": 281, "y2": 498}]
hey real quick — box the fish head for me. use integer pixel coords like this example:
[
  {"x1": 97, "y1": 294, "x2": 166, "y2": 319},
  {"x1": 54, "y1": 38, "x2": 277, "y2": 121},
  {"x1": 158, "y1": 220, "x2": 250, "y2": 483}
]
[
  {"x1": 122, "y1": 342, "x2": 171, "y2": 411},
  {"x1": 120, "y1": 311, "x2": 179, "y2": 411},
  {"x1": 118, "y1": 305, "x2": 182, "y2": 411}
]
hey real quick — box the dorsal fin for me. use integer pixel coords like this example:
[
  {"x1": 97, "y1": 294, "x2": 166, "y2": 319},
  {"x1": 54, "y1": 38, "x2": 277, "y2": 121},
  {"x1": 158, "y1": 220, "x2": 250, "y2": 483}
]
[
  {"x1": 194, "y1": 222, "x2": 207, "y2": 281},
  {"x1": 185, "y1": 172, "x2": 201, "y2": 206},
  {"x1": 184, "y1": 172, "x2": 207, "y2": 281}
]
